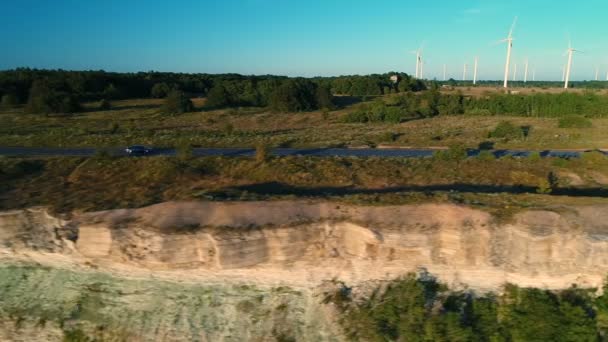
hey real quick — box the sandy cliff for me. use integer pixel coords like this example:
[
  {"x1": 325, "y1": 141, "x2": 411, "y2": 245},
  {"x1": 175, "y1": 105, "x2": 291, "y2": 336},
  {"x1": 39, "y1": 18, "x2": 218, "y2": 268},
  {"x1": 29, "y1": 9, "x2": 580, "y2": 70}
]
[{"x1": 2, "y1": 201, "x2": 608, "y2": 291}]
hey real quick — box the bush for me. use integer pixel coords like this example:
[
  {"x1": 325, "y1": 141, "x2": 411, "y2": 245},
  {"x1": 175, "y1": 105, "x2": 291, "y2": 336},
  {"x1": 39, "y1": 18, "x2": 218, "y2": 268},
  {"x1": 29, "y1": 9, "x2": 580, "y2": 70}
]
[
  {"x1": 255, "y1": 143, "x2": 270, "y2": 163},
  {"x1": 434, "y1": 144, "x2": 468, "y2": 161},
  {"x1": 176, "y1": 143, "x2": 193, "y2": 162},
  {"x1": 342, "y1": 110, "x2": 369, "y2": 123},
  {"x1": 150, "y1": 83, "x2": 172, "y2": 98},
  {"x1": 527, "y1": 152, "x2": 542, "y2": 162},
  {"x1": 25, "y1": 80, "x2": 80, "y2": 114},
  {"x1": 162, "y1": 90, "x2": 193, "y2": 115},
  {"x1": 477, "y1": 150, "x2": 496, "y2": 161},
  {"x1": 1, "y1": 93, "x2": 18, "y2": 108},
  {"x1": 558, "y1": 116, "x2": 593, "y2": 128},
  {"x1": 488, "y1": 121, "x2": 525, "y2": 140},
  {"x1": 98, "y1": 99, "x2": 111, "y2": 110}
]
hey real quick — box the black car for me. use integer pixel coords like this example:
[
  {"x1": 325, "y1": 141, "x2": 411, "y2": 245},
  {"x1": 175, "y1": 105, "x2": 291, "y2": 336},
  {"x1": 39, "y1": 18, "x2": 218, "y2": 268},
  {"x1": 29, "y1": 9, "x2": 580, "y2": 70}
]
[{"x1": 125, "y1": 145, "x2": 152, "y2": 155}]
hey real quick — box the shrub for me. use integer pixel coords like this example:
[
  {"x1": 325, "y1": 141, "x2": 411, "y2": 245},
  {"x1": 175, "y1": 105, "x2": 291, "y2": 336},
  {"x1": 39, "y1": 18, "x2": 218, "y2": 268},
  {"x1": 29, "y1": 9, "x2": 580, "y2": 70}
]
[
  {"x1": 377, "y1": 132, "x2": 399, "y2": 143},
  {"x1": 255, "y1": 143, "x2": 270, "y2": 163},
  {"x1": 150, "y1": 82, "x2": 172, "y2": 98},
  {"x1": 434, "y1": 144, "x2": 468, "y2": 161},
  {"x1": 488, "y1": 121, "x2": 525, "y2": 140},
  {"x1": 558, "y1": 116, "x2": 593, "y2": 128},
  {"x1": 176, "y1": 142, "x2": 193, "y2": 162},
  {"x1": 342, "y1": 110, "x2": 369, "y2": 123},
  {"x1": 25, "y1": 80, "x2": 80, "y2": 114},
  {"x1": 98, "y1": 99, "x2": 111, "y2": 110},
  {"x1": 527, "y1": 152, "x2": 542, "y2": 162},
  {"x1": 1, "y1": 93, "x2": 18, "y2": 108},
  {"x1": 162, "y1": 90, "x2": 193, "y2": 115},
  {"x1": 477, "y1": 150, "x2": 496, "y2": 161}
]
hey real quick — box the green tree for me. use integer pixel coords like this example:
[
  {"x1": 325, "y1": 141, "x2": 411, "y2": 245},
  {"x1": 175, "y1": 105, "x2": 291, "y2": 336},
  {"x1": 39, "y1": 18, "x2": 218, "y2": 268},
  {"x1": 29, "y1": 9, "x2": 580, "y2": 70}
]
[
  {"x1": 162, "y1": 90, "x2": 193, "y2": 115},
  {"x1": 269, "y1": 79, "x2": 317, "y2": 112},
  {"x1": 315, "y1": 84, "x2": 335, "y2": 110},
  {"x1": 25, "y1": 79, "x2": 80, "y2": 114},
  {"x1": 150, "y1": 82, "x2": 171, "y2": 98},
  {"x1": 103, "y1": 83, "x2": 120, "y2": 100},
  {"x1": 205, "y1": 84, "x2": 231, "y2": 108}
]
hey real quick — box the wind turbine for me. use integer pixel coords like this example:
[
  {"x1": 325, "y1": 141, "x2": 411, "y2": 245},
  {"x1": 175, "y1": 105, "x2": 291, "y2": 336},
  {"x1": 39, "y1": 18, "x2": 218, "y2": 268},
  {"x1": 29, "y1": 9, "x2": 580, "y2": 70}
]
[
  {"x1": 564, "y1": 38, "x2": 581, "y2": 89},
  {"x1": 562, "y1": 65, "x2": 566, "y2": 82},
  {"x1": 532, "y1": 67, "x2": 536, "y2": 81},
  {"x1": 498, "y1": 17, "x2": 517, "y2": 88},
  {"x1": 595, "y1": 66, "x2": 599, "y2": 81},
  {"x1": 411, "y1": 45, "x2": 424, "y2": 78},
  {"x1": 473, "y1": 56, "x2": 478, "y2": 85},
  {"x1": 463, "y1": 63, "x2": 468, "y2": 81},
  {"x1": 513, "y1": 63, "x2": 518, "y2": 81},
  {"x1": 524, "y1": 58, "x2": 529, "y2": 83}
]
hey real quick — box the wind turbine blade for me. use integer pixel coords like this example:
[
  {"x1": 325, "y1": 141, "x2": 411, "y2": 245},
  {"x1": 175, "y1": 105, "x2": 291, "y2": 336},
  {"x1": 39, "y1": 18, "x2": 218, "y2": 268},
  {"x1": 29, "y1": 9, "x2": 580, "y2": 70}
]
[{"x1": 508, "y1": 16, "x2": 518, "y2": 38}]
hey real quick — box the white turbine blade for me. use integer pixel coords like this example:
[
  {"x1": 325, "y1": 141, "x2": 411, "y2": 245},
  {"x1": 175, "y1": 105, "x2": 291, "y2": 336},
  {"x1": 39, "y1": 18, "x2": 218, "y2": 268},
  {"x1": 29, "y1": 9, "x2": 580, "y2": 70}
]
[{"x1": 508, "y1": 16, "x2": 518, "y2": 38}]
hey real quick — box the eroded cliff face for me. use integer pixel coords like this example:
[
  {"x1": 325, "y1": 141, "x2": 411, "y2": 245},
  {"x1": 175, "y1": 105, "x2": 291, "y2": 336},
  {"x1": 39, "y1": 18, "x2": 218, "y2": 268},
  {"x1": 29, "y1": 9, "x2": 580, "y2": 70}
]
[
  {"x1": 2, "y1": 201, "x2": 608, "y2": 291},
  {"x1": 2, "y1": 201, "x2": 608, "y2": 341}
]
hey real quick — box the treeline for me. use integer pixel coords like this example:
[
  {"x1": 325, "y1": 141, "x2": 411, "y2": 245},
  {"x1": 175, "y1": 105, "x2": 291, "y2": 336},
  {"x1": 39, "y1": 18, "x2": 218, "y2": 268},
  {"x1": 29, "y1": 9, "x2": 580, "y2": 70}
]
[
  {"x1": 343, "y1": 85, "x2": 464, "y2": 123},
  {"x1": 465, "y1": 92, "x2": 608, "y2": 117},
  {"x1": 344, "y1": 87, "x2": 608, "y2": 123},
  {"x1": 441, "y1": 79, "x2": 608, "y2": 89},
  {"x1": 0, "y1": 69, "x2": 426, "y2": 114},
  {"x1": 332, "y1": 274, "x2": 605, "y2": 341}
]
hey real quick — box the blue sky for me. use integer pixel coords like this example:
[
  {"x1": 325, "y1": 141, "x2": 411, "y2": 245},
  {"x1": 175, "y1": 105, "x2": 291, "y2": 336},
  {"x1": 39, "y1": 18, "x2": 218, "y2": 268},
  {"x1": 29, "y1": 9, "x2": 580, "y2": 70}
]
[{"x1": 2, "y1": 0, "x2": 608, "y2": 80}]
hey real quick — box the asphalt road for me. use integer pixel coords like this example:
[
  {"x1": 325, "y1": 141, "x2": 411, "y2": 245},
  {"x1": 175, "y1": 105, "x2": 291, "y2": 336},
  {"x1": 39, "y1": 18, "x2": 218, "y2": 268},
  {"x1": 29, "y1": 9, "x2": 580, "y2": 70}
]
[{"x1": 0, "y1": 146, "x2": 604, "y2": 158}]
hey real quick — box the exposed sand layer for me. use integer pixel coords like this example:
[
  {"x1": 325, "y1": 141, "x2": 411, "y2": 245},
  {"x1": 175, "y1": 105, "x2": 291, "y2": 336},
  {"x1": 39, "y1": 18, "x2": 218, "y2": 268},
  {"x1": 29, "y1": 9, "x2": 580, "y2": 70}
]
[{"x1": 2, "y1": 201, "x2": 608, "y2": 292}]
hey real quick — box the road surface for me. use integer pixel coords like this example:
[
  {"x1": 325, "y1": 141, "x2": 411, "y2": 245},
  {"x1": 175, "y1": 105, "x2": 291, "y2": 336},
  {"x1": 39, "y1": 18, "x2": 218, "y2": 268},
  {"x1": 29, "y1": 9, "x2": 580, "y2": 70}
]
[{"x1": 0, "y1": 147, "x2": 604, "y2": 158}]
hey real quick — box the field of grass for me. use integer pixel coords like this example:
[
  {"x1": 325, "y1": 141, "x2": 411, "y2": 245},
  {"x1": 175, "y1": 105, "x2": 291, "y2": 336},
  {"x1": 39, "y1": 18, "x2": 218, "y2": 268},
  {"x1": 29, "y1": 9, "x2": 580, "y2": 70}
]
[
  {"x1": 2, "y1": 152, "x2": 608, "y2": 213},
  {"x1": 2, "y1": 92, "x2": 608, "y2": 150}
]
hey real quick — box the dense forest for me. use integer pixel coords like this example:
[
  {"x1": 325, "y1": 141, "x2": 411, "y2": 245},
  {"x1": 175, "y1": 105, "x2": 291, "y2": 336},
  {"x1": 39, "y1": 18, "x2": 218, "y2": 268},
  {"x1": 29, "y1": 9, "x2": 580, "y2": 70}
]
[
  {"x1": 0, "y1": 69, "x2": 425, "y2": 114},
  {"x1": 344, "y1": 85, "x2": 608, "y2": 123},
  {"x1": 332, "y1": 274, "x2": 607, "y2": 341},
  {"x1": 3, "y1": 69, "x2": 608, "y2": 118}
]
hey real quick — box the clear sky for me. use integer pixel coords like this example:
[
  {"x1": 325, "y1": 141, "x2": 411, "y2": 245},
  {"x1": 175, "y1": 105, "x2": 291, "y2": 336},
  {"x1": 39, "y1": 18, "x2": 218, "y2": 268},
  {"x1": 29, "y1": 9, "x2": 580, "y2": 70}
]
[{"x1": 2, "y1": 0, "x2": 608, "y2": 80}]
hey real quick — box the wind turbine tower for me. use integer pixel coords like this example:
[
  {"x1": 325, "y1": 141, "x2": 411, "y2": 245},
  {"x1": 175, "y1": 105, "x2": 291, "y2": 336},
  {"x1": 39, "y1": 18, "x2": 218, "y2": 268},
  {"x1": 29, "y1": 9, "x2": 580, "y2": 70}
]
[
  {"x1": 524, "y1": 58, "x2": 529, "y2": 83},
  {"x1": 513, "y1": 63, "x2": 517, "y2": 81},
  {"x1": 498, "y1": 17, "x2": 517, "y2": 88},
  {"x1": 473, "y1": 56, "x2": 478, "y2": 85},
  {"x1": 420, "y1": 60, "x2": 424, "y2": 79},
  {"x1": 564, "y1": 40, "x2": 581, "y2": 89},
  {"x1": 411, "y1": 47, "x2": 423, "y2": 78},
  {"x1": 595, "y1": 67, "x2": 599, "y2": 81},
  {"x1": 463, "y1": 63, "x2": 467, "y2": 81}
]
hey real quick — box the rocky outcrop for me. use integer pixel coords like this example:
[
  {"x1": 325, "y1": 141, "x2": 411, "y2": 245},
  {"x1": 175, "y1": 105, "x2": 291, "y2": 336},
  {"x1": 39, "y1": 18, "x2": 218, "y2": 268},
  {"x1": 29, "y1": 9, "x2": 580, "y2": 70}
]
[{"x1": 2, "y1": 201, "x2": 608, "y2": 291}]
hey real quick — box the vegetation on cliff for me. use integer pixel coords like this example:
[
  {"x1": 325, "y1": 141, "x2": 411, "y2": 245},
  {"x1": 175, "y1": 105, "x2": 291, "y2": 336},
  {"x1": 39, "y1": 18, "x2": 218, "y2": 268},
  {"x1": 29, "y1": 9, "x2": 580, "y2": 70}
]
[{"x1": 331, "y1": 274, "x2": 608, "y2": 341}]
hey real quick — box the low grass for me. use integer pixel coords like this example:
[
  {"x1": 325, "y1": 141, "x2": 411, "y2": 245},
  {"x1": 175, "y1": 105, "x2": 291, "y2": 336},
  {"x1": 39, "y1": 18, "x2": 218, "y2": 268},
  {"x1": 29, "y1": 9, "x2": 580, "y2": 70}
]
[
  {"x1": 2, "y1": 153, "x2": 608, "y2": 213},
  {"x1": 1, "y1": 96, "x2": 608, "y2": 150}
]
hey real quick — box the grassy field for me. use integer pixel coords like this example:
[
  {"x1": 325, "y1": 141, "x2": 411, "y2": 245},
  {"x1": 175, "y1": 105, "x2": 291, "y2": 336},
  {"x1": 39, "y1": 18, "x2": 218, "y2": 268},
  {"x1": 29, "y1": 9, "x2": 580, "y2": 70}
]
[
  {"x1": 2, "y1": 152, "x2": 608, "y2": 213},
  {"x1": 2, "y1": 91, "x2": 608, "y2": 150}
]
